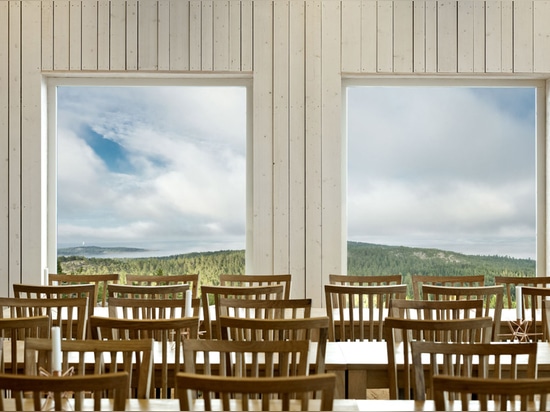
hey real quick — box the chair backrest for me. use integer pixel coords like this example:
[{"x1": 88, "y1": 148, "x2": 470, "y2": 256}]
[
  {"x1": 182, "y1": 338, "x2": 310, "y2": 377},
  {"x1": 24, "y1": 337, "x2": 153, "y2": 399},
  {"x1": 89, "y1": 315, "x2": 200, "y2": 398},
  {"x1": 218, "y1": 316, "x2": 329, "y2": 374},
  {"x1": 201, "y1": 285, "x2": 285, "y2": 339},
  {"x1": 421, "y1": 284, "x2": 504, "y2": 341},
  {"x1": 219, "y1": 274, "x2": 292, "y2": 300},
  {"x1": 13, "y1": 283, "x2": 95, "y2": 338},
  {"x1": 411, "y1": 341, "x2": 537, "y2": 401},
  {"x1": 329, "y1": 274, "x2": 403, "y2": 286},
  {"x1": 433, "y1": 375, "x2": 550, "y2": 411},
  {"x1": 495, "y1": 275, "x2": 550, "y2": 309},
  {"x1": 519, "y1": 285, "x2": 550, "y2": 341},
  {"x1": 411, "y1": 275, "x2": 485, "y2": 300},
  {"x1": 383, "y1": 316, "x2": 493, "y2": 399},
  {"x1": 125, "y1": 274, "x2": 199, "y2": 298},
  {"x1": 0, "y1": 371, "x2": 128, "y2": 411},
  {"x1": 0, "y1": 316, "x2": 50, "y2": 374},
  {"x1": 0, "y1": 297, "x2": 88, "y2": 340},
  {"x1": 389, "y1": 298, "x2": 484, "y2": 320},
  {"x1": 108, "y1": 296, "x2": 201, "y2": 319},
  {"x1": 176, "y1": 372, "x2": 336, "y2": 411},
  {"x1": 107, "y1": 283, "x2": 190, "y2": 300},
  {"x1": 324, "y1": 283, "x2": 407, "y2": 342},
  {"x1": 48, "y1": 273, "x2": 120, "y2": 307}
]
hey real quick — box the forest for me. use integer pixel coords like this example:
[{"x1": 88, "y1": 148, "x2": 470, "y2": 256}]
[{"x1": 57, "y1": 241, "x2": 536, "y2": 299}]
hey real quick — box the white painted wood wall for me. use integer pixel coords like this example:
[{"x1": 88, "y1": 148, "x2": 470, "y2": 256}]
[{"x1": 2, "y1": 0, "x2": 549, "y2": 305}]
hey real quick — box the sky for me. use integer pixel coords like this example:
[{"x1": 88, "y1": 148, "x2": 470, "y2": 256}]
[
  {"x1": 57, "y1": 85, "x2": 537, "y2": 259},
  {"x1": 347, "y1": 86, "x2": 536, "y2": 259}
]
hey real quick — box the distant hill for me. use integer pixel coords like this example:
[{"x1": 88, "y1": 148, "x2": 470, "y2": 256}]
[{"x1": 58, "y1": 246, "x2": 148, "y2": 256}]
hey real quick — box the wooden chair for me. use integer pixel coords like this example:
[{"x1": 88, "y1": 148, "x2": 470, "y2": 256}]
[
  {"x1": 412, "y1": 341, "x2": 537, "y2": 401},
  {"x1": 219, "y1": 274, "x2": 292, "y2": 300},
  {"x1": 0, "y1": 297, "x2": 88, "y2": 340},
  {"x1": 433, "y1": 375, "x2": 550, "y2": 411},
  {"x1": 518, "y1": 285, "x2": 550, "y2": 341},
  {"x1": 108, "y1": 296, "x2": 201, "y2": 319},
  {"x1": 176, "y1": 372, "x2": 336, "y2": 411},
  {"x1": 24, "y1": 337, "x2": 153, "y2": 399},
  {"x1": 383, "y1": 316, "x2": 493, "y2": 399},
  {"x1": 329, "y1": 274, "x2": 403, "y2": 286},
  {"x1": 324, "y1": 284, "x2": 407, "y2": 342},
  {"x1": 107, "y1": 283, "x2": 190, "y2": 300},
  {"x1": 0, "y1": 371, "x2": 128, "y2": 411},
  {"x1": 0, "y1": 316, "x2": 50, "y2": 374},
  {"x1": 421, "y1": 284, "x2": 504, "y2": 341},
  {"x1": 201, "y1": 285, "x2": 284, "y2": 339},
  {"x1": 389, "y1": 298, "x2": 484, "y2": 320},
  {"x1": 411, "y1": 274, "x2": 485, "y2": 300},
  {"x1": 125, "y1": 274, "x2": 199, "y2": 298},
  {"x1": 89, "y1": 315, "x2": 200, "y2": 398},
  {"x1": 182, "y1": 338, "x2": 310, "y2": 377},
  {"x1": 495, "y1": 275, "x2": 550, "y2": 309},
  {"x1": 48, "y1": 273, "x2": 120, "y2": 307},
  {"x1": 218, "y1": 316, "x2": 329, "y2": 374}
]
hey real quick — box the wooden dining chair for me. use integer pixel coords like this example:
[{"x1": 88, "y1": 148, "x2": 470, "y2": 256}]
[
  {"x1": 433, "y1": 375, "x2": 550, "y2": 411},
  {"x1": 24, "y1": 337, "x2": 153, "y2": 399},
  {"x1": 411, "y1": 274, "x2": 485, "y2": 300},
  {"x1": 218, "y1": 316, "x2": 329, "y2": 374},
  {"x1": 107, "y1": 283, "x2": 190, "y2": 300},
  {"x1": 383, "y1": 316, "x2": 493, "y2": 399},
  {"x1": 495, "y1": 275, "x2": 550, "y2": 309},
  {"x1": 0, "y1": 316, "x2": 50, "y2": 374},
  {"x1": 324, "y1": 283, "x2": 407, "y2": 342},
  {"x1": 176, "y1": 372, "x2": 336, "y2": 411},
  {"x1": 421, "y1": 284, "x2": 504, "y2": 340},
  {"x1": 201, "y1": 284, "x2": 285, "y2": 339},
  {"x1": 0, "y1": 371, "x2": 128, "y2": 411},
  {"x1": 389, "y1": 298, "x2": 484, "y2": 320},
  {"x1": 48, "y1": 273, "x2": 120, "y2": 307},
  {"x1": 182, "y1": 338, "x2": 310, "y2": 377},
  {"x1": 411, "y1": 341, "x2": 537, "y2": 401},
  {"x1": 0, "y1": 296, "x2": 88, "y2": 340},
  {"x1": 89, "y1": 315, "x2": 200, "y2": 398},
  {"x1": 518, "y1": 285, "x2": 550, "y2": 341},
  {"x1": 219, "y1": 274, "x2": 292, "y2": 300},
  {"x1": 329, "y1": 274, "x2": 403, "y2": 286},
  {"x1": 125, "y1": 274, "x2": 199, "y2": 298},
  {"x1": 108, "y1": 296, "x2": 201, "y2": 319}
]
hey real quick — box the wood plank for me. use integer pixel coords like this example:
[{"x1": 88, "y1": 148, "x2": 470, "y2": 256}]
[
  {"x1": 376, "y1": 0, "x2": 392, "y2": 72},
  {"x1": 229, "y1": 0, "x2": 241, "y2": 71},
  {"x1": 413, "y1": 1, "x2": 426, "y2": 72},
  {"x1": 424, "y1": 0, "x2": 437, "y2": 72},
  {"x1": 110, "y1": 0, "x2": 127, "y2": 70},
  {"x1": 201, "y1": 1, "x2": 213, "y2": 70},
  {"x1": 69, "y1": 0, "x2": 81, "y2": 70},
  {"x1": 97, "y1": 0, "x2": 110, "y2": 70},
  {"x1": 473, "y1": 0, "x2": 485, "y2": 72},
  {"x1": 81, "y1": 0, "x2": 97, "y2": 70},
  {"x1": 514, "y1": 0, "x2": 533, "y2": 73},
  {"x1": 393, "y1": 0, "x2": 413, "y2": 72},
  {"x1": 0, "y1": 1, "x2": 9, "y2": 293},
  {"x1": 169, "y1": 0, "x2": 189, "y2": 70},
  {"x1": 273, "y1": 0, "x2": 290, "y2": 275},
  {"x1": 213, "y1": 0, "x2": 229, "y2": 71},
  {"x1": 138, "y1": 0, "x2": 158, "y2": 70},
  {"x1": 189, "y1": 0, "x2": 201, "y2": 70},
  {"x1": 41, "y1": 0, "x2": 54, "y2": 71},
  {"x1": 241, "y1": 0, "x2": 253, "y2": 71},
  {"x1": 126, "y1": 0, "x2": 138, "y2": 70},
  {"x1": 158, "y1": 0, "x2": 170, "y2": 70},
  {"x1": 486, "y1": 0, "x2": 502, "y2": 72},
  {"x1": 501, "y1": 0, "x2": 513, "y2": 72},
  {"x1": 341, "y1": 0, "x2": 361, "y2": 73},
  {"x1": 457, "y1": 0, "x2": 474, "y2": 72},
  {"x1": 534, "y1": 1, "x2": 550, "y2": 72},
  {"x1": 53, "y1": 0, "x2": 70, "y2": 70},
  {"x1": 437, "y1": 1, "x2": 457, "y2": 72},
  {"x1": 361, "y1": 0, "x2": 377, "y2": 73}
]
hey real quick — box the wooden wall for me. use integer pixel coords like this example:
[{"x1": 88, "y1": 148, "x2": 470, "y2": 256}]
[{"x1": 2, "y1": 0, "x2": 549, "y2": 305}]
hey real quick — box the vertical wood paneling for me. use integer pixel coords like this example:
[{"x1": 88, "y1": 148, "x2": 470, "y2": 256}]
[
  {"x1": 189, "y1": 1, "x2": 201, "y2": 70},
  {"x1": 126, "y1": 0, "x2": 138, "y2": 70},
  {"x1": 413, "y1": 1, "x2": 426, "y2": 72},
  {"x1": 21, "y1": 0, "x2": 43, "y2": 285},
  {"x1": 81, "y1": 0, "x2": 97, "y2": 70},
  {"x1": 53, "y1": 0, "x2": 70, "y2": 70},
  {"x1": 361, "y1": 0, "x2": 377, "y2": 73},
  {"x1": 514, "y1": 0, "x2": 533, "y2": 72},
  {"x1": 424, "y1": 0, "x2": 437, "y2": 72},
  {"x1": 305, "y1": 0, "x2": 322, "y2": 300},
  {"x1": 486, "y1": 1, "x2": 502, "y2": 72},
  {"x1": 458, "y1": 1, "x2": 474, "y2": 72},
  {"x1": 533, "y1": 1, "x2": 550, "y2": 72},
  {"x1": 501, "y1": 1, "x2": 512, "y2": 72},
  {"x1": 97, "y1": 1, "x2": 109, "y2": 70},
  {"x1": 8, "y1": 1, "x2": 21, "y2": 287},
  {"x1": 341, "y1": 0, "x2": 361, "y2": 73},
  {"x1": 201, "y1": 1, "x2": 213, "y2": 70},
  {"x1": 252, "y1": 0, "x2": 274, "y2": 273},
  {"x1": 241, "y1": 0, "x2": 253, "y2": 71},
  {"x1": 41, "y1": 1, "x2": 54, "y2": 70},
  {"x1": 158, "y1": 0, "x2": 171, "y2": 70},
  {"x1": 0, "y1": 1, "x2": 9, "y2": 292},
  {"x1": 393, "y1": 1, "x2": 413, "y2": 72},
  {"x1": 437, "y1": 1, "x2": 457, "y2": 72},
  {"x1": 69, "y1": 0, "x2": 81, "y2": 70},
  {"x1": 138, "y1": 0, "x2": 158, "y2": 70},
  {"x1": 110, "y1": 0, "x2": 126, "y2": 70},
  {"x1": 213, "y1": 1, "x2": 229, "y2": 71},
  {"x1": 273, "y1": 0, "x2": 290, "y2": 275},
  {"x1": 377, "y1": 1, "x2": 392, "y2": 72},
  {"x1": 473, "y1": 0, "x2": 485, "y2": 72},
  {"x1": 321, "y1": 0, "x2": 342, "y2": 302},
  {"x1": 229, "y1": 1, "x2": 241, "y2": 71},
  {"x1": 289, "y1": 0, "x2": 306, "y2": 299},
  {"x1": 170, "y1": 0, "x2": 190, "y2": 70}
]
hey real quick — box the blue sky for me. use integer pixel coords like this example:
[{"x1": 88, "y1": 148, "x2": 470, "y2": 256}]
[{"x1": 57, "y1": 85, "x2": 536, "y2": 259}]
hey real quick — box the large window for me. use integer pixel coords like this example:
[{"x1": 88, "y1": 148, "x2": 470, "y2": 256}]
[
  {"x1": 345, "y1": 80, "x2": 544, "y2": 271},
  {"x1": 47, "y1": 78, "x2": 251, "y2": 265}
]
